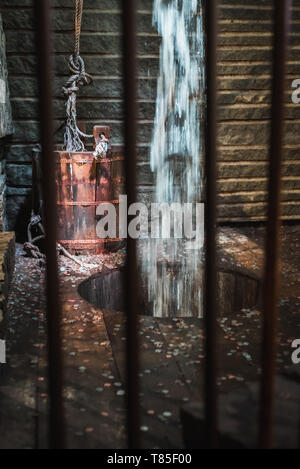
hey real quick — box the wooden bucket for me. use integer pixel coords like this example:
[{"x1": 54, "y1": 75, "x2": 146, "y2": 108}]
[
  {"x1": 55, "y1": 145, "x2": 125, "y2": 255},
  {"x1": 54, "y1": 124, "x2": 124, "y2": 255}
]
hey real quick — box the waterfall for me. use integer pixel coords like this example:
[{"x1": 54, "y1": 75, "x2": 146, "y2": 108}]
[{"x1": 139, "y1": 0, "x2": 205, "y2": 317}]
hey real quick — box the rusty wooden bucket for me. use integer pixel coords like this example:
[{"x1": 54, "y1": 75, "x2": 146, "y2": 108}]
[{"x1": 55, "y1": 126, "x2": 125, "y2": 255}]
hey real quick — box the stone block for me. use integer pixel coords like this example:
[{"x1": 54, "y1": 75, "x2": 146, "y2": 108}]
[{"x1": 6, "y1": 163, "x2": 32, "y2": 187}]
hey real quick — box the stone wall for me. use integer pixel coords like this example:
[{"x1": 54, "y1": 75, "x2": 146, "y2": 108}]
[
  {"x1": 0, "y1": 0, "x2": 300, "y2": 234},
  {"x1": 0, "y1": 12, "x2": 13, "y2": 231}
]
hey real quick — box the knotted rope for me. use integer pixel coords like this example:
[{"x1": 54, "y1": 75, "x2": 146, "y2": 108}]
[
  {"x1": 24, "y1": 1, "x2": 97, "y2": 264},
  {"x1": 63, "y1": 0, "x2": 93, "y2": 152}
]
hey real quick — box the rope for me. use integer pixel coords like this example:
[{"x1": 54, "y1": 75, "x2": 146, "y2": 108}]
[
  {"x1": 25, "y1": 213, "x2": 97, "y2": 269},
  {"x1": 25, "y1": 1, "x2": 97, "y2": 265},
  {"x1": 74, "y1": 0, "x2": 84, "y2": 58},
  {"x1": 63, "y1": 0, "x2": 93, "y2": 152}
]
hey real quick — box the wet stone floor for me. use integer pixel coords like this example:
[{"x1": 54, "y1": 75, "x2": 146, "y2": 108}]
[{"x1": 0, "y1": 225, "x2": 299, "y2": 448}]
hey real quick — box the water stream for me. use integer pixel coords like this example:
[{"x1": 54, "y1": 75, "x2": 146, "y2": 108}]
[{"x1": 139, "y1": 0, "x2": 205, "y2": 317}]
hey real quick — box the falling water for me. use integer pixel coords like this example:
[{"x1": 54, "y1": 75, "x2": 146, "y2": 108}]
[{"x1": 139, "y1": 0, "x2": 205, "y2": 317}]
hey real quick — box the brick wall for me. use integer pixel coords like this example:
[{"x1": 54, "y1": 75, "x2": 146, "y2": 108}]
[
  {"x1": 216, "y1": 0, "x2": 300, "y2": 221},
  {"x1": 0, "y1": 0, "x2": 300, "y2": 235}
]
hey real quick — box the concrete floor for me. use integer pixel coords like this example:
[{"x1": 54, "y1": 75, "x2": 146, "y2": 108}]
[{"x1": 0, "y1": 225, "x2": 299, "y2": 448}]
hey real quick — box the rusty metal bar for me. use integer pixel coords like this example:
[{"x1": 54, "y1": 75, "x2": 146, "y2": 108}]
[
  {"x1": 259, "y1": 0, "x2": 291, "y2": 449},
  {"x1": 33, "y1": 0, "x2": 65, "y2": 448},
  {"x1": 204, "y1": 0, "x2": 218, "y2": 449},
  {"x1": 122, "y1": 0, "x2": 140, "y2": 449}
]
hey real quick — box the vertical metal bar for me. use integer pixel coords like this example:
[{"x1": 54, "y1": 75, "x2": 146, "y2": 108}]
[
  {"x1": 259, "y1": 0, "x2": 291, "y2": 449},
  {"x1": 33, "y1": 0, "x2": 65, "y2": 449},
  {"x1": 122, "y1": 0, "x2": 140, "y2": 449},
  {"x1": 204, "y1": 0, "x2": 218, "y2": 449}
]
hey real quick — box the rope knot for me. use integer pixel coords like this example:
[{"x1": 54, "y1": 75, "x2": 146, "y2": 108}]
[{"x1": 62, "y1": 0, "x2": 94, "y2": 152}]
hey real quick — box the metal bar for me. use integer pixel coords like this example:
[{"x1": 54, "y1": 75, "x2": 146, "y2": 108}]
[
  {"x1": 259, "y1": 0, "x2": 291, "y2": 449},
  {"x1": 122, "y1": 0, "x2": 140, "y2": 449},
  {"x1": 33, "y1": 0, "x2": 65, "y2": 449},
  {"x1": 204, "y1": 0, "x2": 218, "y2": 449}
]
